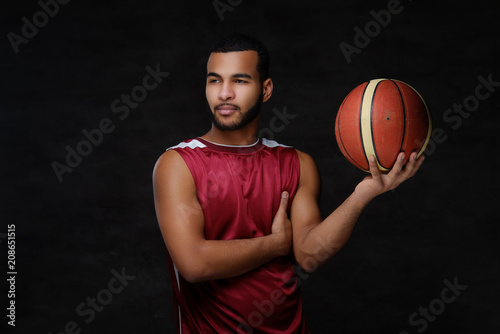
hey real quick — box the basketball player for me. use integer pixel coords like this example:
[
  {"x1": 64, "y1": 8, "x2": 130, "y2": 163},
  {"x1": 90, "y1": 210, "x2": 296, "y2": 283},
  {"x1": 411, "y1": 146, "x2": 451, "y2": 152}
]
[{"x1": 153, "y1": 34, "x2": 424, "y2": 333}]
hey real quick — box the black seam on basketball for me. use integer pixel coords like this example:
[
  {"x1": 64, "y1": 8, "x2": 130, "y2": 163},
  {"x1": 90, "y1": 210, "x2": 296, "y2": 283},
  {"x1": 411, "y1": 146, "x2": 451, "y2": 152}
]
[
  {"x1": 392, "y1": 80, "x2": 406, "y2": 160},
  {"x1": 370, "y1": 80, "x2": 386, "y2": 169},
  {"x1": 422, "y1": 92, "x2": 432, "y2": 155}
]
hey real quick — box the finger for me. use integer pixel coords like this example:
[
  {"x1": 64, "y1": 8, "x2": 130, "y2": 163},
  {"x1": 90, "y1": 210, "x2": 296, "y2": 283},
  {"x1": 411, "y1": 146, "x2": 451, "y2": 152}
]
[
  {"x1": 406, "y1": 153, "x2": 425, "y2": 178},
  {"x1": 386, "y1": 152, "x2": 405, "y2": 182},
  {"x1": 383, "y1": 152, "x2": 407, "y2": 190},
  {"x1": 368, "y1": 156, "x2": 381, "y2": 180},
  {"x1": 391, "y1": 152, "x2": 406, "y2": 174},
  {"x1": 402, "y1": 152, "x2": 419, "y2": 175},
  {"x1": 416, "y1": 154, "x2": 426, "y2": 168}
]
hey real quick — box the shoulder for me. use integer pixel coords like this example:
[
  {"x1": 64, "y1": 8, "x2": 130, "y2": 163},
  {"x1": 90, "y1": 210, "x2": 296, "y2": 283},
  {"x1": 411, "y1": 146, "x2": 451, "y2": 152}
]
[
  {"x1": 259, "y1": 139, "x2": 318, "y2": 177},
  {"x1": 153, "y1": 139, "x2": 199, "y2": 185},
  {"x1": 153, "y1": 149, "x2": 185, "y2": 182},
  {"x1": 261, "y1": 138, "x2": 298, "y2": 159},
  {"x1": 294, "y1": 149, "x2": 320, "y2": 187},
  {"x1": 294, "y1": 149, "x2": 317, "y2": 170},
  {"x1": 153, "y1": 148, "x2": 198, "y2": 200},
  {"x1": 155, "y1": 147, "x2": 183, "y2": 167},
  {"x1": 154, "y1": 138, "x2": 206, "y2": 175}
]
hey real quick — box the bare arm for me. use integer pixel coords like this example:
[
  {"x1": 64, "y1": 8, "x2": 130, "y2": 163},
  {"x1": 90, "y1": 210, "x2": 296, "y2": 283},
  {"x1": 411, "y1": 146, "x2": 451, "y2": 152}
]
[
  {"x1": 153, "y1": 149, "x2": 292, "y2": 283},
  {"x1": 291, "y1": 150, "x2": 425, "y2": 272}
]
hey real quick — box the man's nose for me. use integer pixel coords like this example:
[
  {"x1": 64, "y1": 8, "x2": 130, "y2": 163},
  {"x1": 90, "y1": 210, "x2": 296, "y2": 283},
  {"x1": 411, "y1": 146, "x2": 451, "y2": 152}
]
[{"x1": 219, "y1": 82, "x2": 235, "y2": 100}]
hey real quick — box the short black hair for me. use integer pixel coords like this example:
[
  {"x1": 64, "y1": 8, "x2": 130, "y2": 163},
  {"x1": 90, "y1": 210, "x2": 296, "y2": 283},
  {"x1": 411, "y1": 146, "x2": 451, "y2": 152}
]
[{"x1": 210, "y1": 34, "x2": 270, "y2": 83}]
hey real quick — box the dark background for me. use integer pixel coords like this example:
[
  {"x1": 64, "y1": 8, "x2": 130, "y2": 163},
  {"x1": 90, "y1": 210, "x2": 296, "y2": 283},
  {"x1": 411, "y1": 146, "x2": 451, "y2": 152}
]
[{"x1": 2, "y1": 0, "x2": 499, "y2": 333}]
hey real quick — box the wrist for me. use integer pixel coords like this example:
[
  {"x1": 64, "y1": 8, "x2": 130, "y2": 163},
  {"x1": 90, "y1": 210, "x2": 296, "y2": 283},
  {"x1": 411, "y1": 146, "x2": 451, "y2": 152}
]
[
  {"x1": 267, "y1": 233, "x2": 288, "y2": 257},
  {"x1": 350, "y1": 188, "x2": 373, "y2": 208}
]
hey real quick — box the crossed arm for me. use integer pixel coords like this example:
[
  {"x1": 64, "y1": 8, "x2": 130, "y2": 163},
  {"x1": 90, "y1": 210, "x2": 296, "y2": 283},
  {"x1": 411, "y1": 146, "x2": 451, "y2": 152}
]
[
  {"x1": 152, "y1": 149, "x2": 424, "y2": 283},
  {"x1": 153, "y1": 149, "x2": 292, "y2": 283}
]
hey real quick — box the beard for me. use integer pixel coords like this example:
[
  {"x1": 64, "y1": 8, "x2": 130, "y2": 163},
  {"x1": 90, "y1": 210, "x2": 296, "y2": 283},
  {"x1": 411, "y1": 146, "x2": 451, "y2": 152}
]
[{"x1": 209, "y1": 94, "x2": 263, "y2": 131}]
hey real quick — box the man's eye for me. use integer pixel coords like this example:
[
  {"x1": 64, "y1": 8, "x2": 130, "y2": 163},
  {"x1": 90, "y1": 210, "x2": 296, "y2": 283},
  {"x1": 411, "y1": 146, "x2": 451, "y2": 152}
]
[
  {"x1": 208, "y1": 79, "x2": 220, "y2": 83},
  {"x1": 235, "y1": 79, "x2": 247, "y2": 83}
]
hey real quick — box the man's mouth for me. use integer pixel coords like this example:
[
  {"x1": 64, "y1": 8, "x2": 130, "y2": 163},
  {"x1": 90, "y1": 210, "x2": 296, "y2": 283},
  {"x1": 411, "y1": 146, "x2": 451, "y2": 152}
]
[{"x1": 216, "y1": 105, "x2": 239, "y2": 116}]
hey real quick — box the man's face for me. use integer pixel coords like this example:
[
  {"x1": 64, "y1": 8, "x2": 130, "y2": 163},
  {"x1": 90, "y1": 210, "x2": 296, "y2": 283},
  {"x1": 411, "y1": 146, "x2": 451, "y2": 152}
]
[{"x1": 206, "y1": 51, "x2": 266, "y2": 131}]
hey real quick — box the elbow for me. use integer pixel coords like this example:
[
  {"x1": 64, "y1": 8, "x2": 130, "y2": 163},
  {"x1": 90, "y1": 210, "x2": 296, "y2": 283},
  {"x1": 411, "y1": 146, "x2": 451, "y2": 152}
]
[
  {"x1": 179, "y1": 268, "x2": 202, "y2": 284},
  {"x1": 175, "y1": 261, "x2": 212, "y2": 284},
  {"x1": 295, "y1": 253, "x2": 322, "y2": 274},
  {"x1": 177, "y1": 267, "x2": 205, "y2": 284},
  {"x1": 169, "y1": 242, "x2": 219, "y2": 283},
  {"x1": 181, "y1": 272, "x2": 205, "y2": 284},
  {"x1": 295, "y1": 243, "x2": 342, "y2": 273}
]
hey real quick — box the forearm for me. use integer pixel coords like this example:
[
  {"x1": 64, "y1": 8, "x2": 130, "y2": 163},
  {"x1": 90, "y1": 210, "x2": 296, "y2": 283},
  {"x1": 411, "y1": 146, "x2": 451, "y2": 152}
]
[
  {"x1": 291, "y1": 150, "x2": 424, "y2": 273},
  {"x1": 179, "y1": 234, "x2": 283, "y2": 283},
  {"x1": 295, "y1": 191, "x2": 371, "y2": 271}
]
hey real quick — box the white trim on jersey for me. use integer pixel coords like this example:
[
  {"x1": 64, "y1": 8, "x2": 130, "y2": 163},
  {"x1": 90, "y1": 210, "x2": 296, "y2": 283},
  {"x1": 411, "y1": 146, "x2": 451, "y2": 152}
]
[
  {"x1": 173, "y1": 264, "x2": 181, "y2": 291},
  {"x1": 167, "y1": 139, "x2": 207, "y2": 151},
  {"x1": 262, "y1": 138, "x2": 291, "y2": 148},
  {"x1": 200, "y1": 137, "x2": 260, "y2": 148},
  {"x1": 178, "y1": 306, "x2": 182, "y2": 334},
  {"x1": 168, "y1": 138, "x2": 291, "y2": 151},
  {"x1": 173, "y1": 263, "x2": 182, "y2": 333}
]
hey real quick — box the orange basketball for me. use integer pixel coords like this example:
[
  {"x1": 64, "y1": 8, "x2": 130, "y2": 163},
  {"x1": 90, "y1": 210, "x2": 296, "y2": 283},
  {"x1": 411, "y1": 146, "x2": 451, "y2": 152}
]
[{"x1": 335, "y1": 79, "x2": 432, "y2": 172}]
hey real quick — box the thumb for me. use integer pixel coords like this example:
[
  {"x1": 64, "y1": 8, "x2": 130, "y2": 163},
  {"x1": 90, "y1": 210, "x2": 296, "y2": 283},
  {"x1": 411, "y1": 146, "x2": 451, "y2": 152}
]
[{"x1": 278, "y1": 191, "x2": 289, "y2": 213}]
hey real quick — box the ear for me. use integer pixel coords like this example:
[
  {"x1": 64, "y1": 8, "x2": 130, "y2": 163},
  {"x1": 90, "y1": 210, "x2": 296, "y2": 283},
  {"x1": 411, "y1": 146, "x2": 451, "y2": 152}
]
[{"x1": 262, "y1": 78, "x2": 273, "y2": 103}]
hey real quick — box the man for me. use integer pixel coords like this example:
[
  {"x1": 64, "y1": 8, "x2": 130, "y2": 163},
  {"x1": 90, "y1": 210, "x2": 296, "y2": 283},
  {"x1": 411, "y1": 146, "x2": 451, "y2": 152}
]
[{"x1": 153, "y1": 34, "x2": 424, "y2": 333}]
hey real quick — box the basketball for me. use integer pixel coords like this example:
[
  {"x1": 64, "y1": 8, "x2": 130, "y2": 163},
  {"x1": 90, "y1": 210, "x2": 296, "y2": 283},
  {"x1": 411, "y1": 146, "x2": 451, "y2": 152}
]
[{"x1": 334, "y1": 79, "x2": 432, "y2": 172}]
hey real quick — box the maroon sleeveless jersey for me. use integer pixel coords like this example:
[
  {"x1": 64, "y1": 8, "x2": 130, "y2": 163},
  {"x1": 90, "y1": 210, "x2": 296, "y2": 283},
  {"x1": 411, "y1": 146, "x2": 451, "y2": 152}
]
[{"x1": 166, "y1": 137, "x2": 310, "y2": 334}]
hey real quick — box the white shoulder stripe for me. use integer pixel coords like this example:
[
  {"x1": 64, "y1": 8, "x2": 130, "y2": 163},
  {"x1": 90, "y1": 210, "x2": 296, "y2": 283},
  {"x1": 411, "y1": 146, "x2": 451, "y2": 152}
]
[
  {"x1": 167, "y1": 139, "x2": 206, "y2": 151},
  {"x1": 262, "y1": 138, "x2": 291, "y2": 148}
]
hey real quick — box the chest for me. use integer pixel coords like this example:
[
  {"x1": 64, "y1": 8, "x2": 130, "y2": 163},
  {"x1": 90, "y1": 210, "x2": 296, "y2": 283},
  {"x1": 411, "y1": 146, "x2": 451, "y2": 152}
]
[{"x1": 194, "y1": 153, "x2": 283, "y2": 240}]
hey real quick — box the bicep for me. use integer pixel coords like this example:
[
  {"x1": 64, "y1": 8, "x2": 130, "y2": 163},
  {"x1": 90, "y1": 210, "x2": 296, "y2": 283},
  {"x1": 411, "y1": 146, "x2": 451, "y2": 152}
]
[
  {"x1": 290, "y1": 150, "x2": 322, "y2": 252},
  {"x1": 153, "y1": 150, "x2": 205, "y2": 273}
]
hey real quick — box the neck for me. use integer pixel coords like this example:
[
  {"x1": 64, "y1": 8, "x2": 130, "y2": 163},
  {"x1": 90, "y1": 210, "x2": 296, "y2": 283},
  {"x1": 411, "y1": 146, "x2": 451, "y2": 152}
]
[{"x1": 202, "y1": 119, "x2": 260, "y2": 146}]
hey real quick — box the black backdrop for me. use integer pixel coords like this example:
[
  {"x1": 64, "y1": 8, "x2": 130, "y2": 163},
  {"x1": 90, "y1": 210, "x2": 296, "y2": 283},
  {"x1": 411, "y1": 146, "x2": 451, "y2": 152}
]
[{"x1": 2, "y1": 0, "x2": 499, "y2": 333}]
